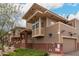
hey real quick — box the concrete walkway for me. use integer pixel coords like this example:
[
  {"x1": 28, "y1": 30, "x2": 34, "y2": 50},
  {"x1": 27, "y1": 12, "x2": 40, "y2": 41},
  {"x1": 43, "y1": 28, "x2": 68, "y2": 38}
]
[
  {"x1": 49, "y1": 50, "x2": 79, "y2": 56},
  {"x1": 64, "y1": 50, "x2": 79, "y2": 56},
  {"x1": 49, "y1": 53, "x2": 63, "y2": 56}
]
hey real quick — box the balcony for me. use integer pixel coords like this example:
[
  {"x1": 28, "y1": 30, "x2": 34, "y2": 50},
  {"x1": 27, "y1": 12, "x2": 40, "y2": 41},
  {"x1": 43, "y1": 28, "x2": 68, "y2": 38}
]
[
  {"x1": 32, "y1": 17, "x2": 45, "y2": 38},
  {"x1": 46, "y1": 22, "x2": 76, "y2": 38},
  {"x1": 59, "y1": 22, "x2": 77, "y2": 37},
  {"x1": 32, "y1": 27, "x2": 45, "y2": 38}
]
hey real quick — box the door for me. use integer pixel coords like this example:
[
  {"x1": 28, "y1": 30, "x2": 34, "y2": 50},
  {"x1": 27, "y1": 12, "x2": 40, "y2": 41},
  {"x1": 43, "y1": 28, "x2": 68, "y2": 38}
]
[{"x1": 63, "y1": 38, "x2": 76, "y2": 53}]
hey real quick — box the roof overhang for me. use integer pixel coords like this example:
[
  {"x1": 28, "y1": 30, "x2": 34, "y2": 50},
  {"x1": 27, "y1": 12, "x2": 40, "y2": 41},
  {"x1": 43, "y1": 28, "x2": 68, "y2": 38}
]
[
  {"x1": 20, "y1": 28, "x2": 32, "y2": 34},
  {"x1": 22, "y1": 3, "x2": 47, "y2": 20},
  {"x1": 27, "y1": 10, "x2": 44, "y2": 23},
  {"x1": 22, "y1": 3, "x2": 68, "y2": 23}
]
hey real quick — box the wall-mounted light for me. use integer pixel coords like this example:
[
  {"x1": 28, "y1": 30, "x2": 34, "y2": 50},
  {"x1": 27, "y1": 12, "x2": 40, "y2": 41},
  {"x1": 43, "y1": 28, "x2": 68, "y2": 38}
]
[
  {"x1": 68, "y1": 32, "x2": 73, "y2": 36},
  {"x1": 48, "y1": 33, "x2": 52, "y2": 37}
]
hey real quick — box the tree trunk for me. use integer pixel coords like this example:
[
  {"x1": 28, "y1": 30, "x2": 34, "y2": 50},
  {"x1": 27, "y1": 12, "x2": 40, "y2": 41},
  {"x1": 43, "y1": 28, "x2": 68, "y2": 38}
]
[{"x1": 1, "y1": 38, "x2": 4, "y2": 52}]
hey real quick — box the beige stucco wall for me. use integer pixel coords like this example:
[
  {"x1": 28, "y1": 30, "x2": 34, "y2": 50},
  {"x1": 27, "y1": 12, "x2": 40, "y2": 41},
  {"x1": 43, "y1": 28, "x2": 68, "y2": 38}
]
[
  {"x1": 75, "y1": 20, "x2": 79, "y2": 42},
  {"x1": 27, "y1": 23, "x2": 32, "y2": 29},
  {"x1": 59, "y1": 22, "x2": 77, "y2": 43},
  {"x1": 27, "y1": 17, "x2": 78, "y2": 44},
  {"x1": 60, "y1": 22, "x2": 76, "y2": 37},
  {"x1": 32, "y1": 18, "x2": 60, "y2": 43},
  {"x1": 68, "y1": 19, "x2": 79, "y2": 42},
  {"x1": 68, "y1": 19, "x2": 76, "y2": 27}
]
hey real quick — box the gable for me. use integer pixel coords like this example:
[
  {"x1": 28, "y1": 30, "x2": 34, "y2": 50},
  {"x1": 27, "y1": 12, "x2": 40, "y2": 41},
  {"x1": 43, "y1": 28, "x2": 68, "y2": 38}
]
[{"x1": 22, "y1": 3, "x2": 67, "y2": 23}]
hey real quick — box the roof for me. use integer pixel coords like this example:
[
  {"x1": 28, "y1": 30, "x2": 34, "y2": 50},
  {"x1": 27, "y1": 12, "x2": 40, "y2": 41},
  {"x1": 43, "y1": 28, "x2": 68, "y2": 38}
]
[
  {"x1": 22, "y1": 3, "x2": 68, "y2": 23},
  {"x1": 22, "y1": 3, "x2": 47, "y2": 19},
  {"x1": 20, "y1": 28, "x2": 32, "y2": 34}
]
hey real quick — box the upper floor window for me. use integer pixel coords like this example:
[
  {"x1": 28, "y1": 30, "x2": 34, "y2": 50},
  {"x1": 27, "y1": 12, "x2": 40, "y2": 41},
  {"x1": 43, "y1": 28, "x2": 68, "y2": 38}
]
[
  {"x1": 32, "y1": 20, "x2": 39, "y2": 30},
  {"x1": 36, "y1": 23, "x2": 39, "y2": 28},
  {"x1": 32, "y1": 25, "x2": 35, "y2": 30}
]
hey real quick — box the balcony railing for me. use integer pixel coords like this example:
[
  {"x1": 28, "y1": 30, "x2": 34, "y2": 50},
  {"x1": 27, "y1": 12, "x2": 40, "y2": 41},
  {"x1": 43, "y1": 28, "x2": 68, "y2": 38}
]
[{"x1": 32, "y1": 27, "x2": 45, "y2": 38}]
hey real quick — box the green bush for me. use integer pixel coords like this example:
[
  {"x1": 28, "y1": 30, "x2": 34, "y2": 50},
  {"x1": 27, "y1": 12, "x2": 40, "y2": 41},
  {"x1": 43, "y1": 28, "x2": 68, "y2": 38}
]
[{"x1": 4, "y1": 48, "x2": 48, "y2": 56}]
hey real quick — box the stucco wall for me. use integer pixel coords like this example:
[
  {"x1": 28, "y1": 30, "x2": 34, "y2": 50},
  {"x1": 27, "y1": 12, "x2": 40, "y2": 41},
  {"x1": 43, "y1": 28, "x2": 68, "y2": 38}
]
[
  {"x1": 32, "y1": 21, "x2": 59, "y2": 43},
  {"x1": 75, "y1": 20, "x2": 79, "y2": 42},
  {"x1": 60, "y1": 22, "x2": 76, "y2": 37}
]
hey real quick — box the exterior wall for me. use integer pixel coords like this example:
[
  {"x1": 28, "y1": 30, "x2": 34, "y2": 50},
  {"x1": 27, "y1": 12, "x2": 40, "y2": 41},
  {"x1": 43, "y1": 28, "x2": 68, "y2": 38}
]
[
  {"x1": 27, "y1": 17, "x2": 60, "y2": 53},
  {"x1": 68, "y1": 19, "x2": 76, "y2": 27},
  {"x1": 27, "y1": 23, "x2": 32, "y2": 29},
  {"x1": 32, "y1": 18, "x2": 60, "y2": 43},
  {"x1": 59, "y1": 22, "x2": 77, "y2": 43},
  {"x1": 75, "y1": 20, "x2": 79, "y2": 49},
  {"x1": 75, "y1": 20, "x2": 79, "y2": 42},
  {"x1": 68, "y1": 19, "x2": 79, "y2": 49},
  {"x1": 46, "y1": 18, "x2": 56, "y2": 27},
  {"x1": 32, "y1": 43, "x2": 54, "y2": 52}
]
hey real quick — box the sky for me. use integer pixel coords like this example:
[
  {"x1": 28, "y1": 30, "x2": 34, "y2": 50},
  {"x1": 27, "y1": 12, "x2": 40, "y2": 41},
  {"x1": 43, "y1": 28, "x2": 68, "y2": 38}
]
[{"x1": 19, "y1": 3, "x2": 79, "y2": 27}]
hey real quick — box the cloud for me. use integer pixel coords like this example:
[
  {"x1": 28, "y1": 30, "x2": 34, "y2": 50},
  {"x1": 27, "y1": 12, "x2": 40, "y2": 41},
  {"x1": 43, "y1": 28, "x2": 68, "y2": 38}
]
[
  {"x1": 22, "y1": 3, "x2": 33, "y2": 13},
  {"x1": 68, "y1": 11, "x2": 79, "y2": 20},
  {"x1": 38, "y1": 3, "x2": 64, "y2": 9}
]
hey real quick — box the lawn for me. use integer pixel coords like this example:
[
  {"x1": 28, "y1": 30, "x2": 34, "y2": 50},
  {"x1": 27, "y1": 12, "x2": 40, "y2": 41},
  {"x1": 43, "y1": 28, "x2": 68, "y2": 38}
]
[{"x1": 3, "y1": 48, "x2": 48, "y2": 56}]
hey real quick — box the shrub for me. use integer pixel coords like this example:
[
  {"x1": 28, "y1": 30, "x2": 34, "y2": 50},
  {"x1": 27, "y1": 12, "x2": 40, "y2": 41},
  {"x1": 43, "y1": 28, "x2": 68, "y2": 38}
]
[{"x1": 4, "y1": 48, "x2": 48, "y2": 56}]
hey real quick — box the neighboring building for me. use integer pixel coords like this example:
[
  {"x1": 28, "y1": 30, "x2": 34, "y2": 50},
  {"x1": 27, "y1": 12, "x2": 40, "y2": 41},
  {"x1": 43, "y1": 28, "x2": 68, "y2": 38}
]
[
  {"x1": 15, "y1": 3, "x2": 79, "y2": 54},
  {"x1": 8, "y1": 27, "x2": 26, "y2": 47}
]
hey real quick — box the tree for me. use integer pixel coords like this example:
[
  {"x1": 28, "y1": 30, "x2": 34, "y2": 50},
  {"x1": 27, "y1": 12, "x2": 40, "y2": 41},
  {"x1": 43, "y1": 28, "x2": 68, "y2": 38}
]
[{"x1": 0, "y1": 3, "x2": 22, "y2": 53}]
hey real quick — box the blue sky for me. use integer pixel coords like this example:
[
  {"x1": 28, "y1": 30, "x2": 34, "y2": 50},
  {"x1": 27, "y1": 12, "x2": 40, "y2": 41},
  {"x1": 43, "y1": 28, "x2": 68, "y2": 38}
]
[{"x1": 50, "y1": 3, "x2": 79, "y2": 19}]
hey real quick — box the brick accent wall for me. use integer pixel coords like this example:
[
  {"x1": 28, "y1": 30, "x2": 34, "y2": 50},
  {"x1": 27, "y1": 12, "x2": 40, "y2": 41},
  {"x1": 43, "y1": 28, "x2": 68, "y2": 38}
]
[
  {"x1": 77, "y1": 43, "x2": 79, "y2": 50},
  {"x1": 28, "y1": 43, "x2": 55, "y2": 52}
]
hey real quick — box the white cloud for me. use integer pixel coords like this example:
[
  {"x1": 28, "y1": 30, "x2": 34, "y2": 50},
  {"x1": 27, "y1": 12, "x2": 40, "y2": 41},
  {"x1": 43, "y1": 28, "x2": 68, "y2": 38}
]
[
  {"x1": 22, "y1": 3, "x2": 64, "y2": 13},
  {"x1": 68, "y1": 11, "x2": 79, "y2": 20},
  {"x1": 38, "y1": 3, "x2": 64, "y2": 9}
]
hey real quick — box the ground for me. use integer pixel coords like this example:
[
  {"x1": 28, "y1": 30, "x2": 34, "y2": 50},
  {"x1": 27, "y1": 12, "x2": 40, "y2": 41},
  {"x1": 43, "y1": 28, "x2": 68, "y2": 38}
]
[
  {"x1": 64, "y1": 50, "x2": 79, "y2": 56},
  {"x1": 49, "y1": 50, "x2": 79, "y2": 56}
]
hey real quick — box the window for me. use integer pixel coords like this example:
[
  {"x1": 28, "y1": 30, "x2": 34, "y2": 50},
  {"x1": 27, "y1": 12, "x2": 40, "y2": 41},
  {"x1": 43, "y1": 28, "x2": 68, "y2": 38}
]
[
  {"x1": 36, "y1": 23, "x2": 39, "y2": 28},
  {"x1": 32, "y1": 19, "x2": 39, "y2": 30},
  {"x1": 32, "y1": 25, "x2": 35, "y2": 30},
  {"x1": 41, "y1": 21, "x2": 44, "y2": 27}
]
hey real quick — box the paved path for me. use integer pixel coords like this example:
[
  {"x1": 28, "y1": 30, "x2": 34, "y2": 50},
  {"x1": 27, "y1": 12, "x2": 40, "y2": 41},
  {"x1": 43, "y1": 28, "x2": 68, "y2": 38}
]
[{"x1": 64, "y1": 50, "x2": 79, "y2": 56}]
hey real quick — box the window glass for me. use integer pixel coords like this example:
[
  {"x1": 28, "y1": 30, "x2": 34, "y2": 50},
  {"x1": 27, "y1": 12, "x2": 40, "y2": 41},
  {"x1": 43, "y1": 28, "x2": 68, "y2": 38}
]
[
  {"x1": 32, "y1": 25, "x2": 35, "y2": 30},
  {"x1": 41, "y1": 22, "x2": 44, "y2": 27},
  {"x1": 36, "y1": 23, "x2": 39, "y2": 28}
]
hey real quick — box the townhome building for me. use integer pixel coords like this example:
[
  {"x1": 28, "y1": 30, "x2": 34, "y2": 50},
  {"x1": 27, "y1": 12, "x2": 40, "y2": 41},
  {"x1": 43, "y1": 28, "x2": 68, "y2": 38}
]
[{"x1": 16, "y1": 3, "x2": 79, "y2": 54}]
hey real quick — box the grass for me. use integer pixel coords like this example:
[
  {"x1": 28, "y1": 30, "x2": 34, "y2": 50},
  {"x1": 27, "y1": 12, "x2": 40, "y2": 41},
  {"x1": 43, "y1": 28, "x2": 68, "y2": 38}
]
[{"x1": 3, "y1": 48, "x2": 48, "y2": 56}]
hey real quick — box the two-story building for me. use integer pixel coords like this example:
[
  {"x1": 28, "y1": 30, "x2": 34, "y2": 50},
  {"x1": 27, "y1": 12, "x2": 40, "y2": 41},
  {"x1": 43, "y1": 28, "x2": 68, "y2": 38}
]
[{"x1": 22, "y1": 3, "x2": 79, "y2": 54}]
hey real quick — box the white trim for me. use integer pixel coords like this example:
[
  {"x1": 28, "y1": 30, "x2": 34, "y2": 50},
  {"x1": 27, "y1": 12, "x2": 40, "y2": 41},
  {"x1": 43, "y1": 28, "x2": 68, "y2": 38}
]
[
  {"x1": 58, "y1": 22, "x2": 61, "y2": 43},
  {"x1": 61, "y1": 36, "x2": 77, "y2": 39},
  {"x1": 27, "y1": 10, "x2": 43, "y2": 21},
  {"x1": 39, "y1": 17, "x2": 41, "y2": 34},
  {"x1": 32, "y1": 34, "x2": 44, "y2": 38},
  {"x1": 60, "y1": 21, "x2": 76, "y2": 30}
]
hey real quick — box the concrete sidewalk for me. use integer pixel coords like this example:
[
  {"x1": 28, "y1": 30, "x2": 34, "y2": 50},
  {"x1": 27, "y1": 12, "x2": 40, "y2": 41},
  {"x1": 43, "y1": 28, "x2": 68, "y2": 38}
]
[{"x1": 49, "y1": 53, "x2": 63, "y2": 56}]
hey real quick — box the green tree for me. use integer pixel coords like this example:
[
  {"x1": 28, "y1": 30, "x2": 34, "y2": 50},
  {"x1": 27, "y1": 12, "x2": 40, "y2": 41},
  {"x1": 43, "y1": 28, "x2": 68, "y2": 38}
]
[{"x1": 0, "y1": 3, "x2": 22, "y2": 53}]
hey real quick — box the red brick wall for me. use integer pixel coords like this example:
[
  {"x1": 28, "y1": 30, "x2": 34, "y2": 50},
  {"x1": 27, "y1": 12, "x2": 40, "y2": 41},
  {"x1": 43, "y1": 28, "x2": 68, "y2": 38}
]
[
  {"x1": 31, "y1": 43, "x2": 54, "y2": 52},
  {"x1": 77, "y1": 43, "x2": 79, "y2": 50}
]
